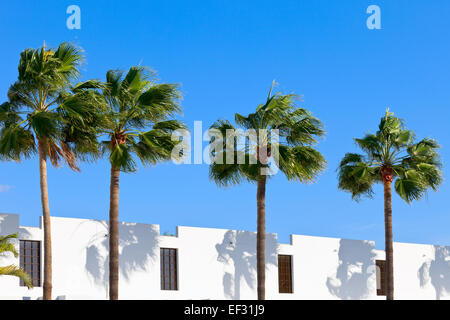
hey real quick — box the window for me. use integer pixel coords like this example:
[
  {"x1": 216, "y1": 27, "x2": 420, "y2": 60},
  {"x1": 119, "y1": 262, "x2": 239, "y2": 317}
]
[
  {"x1": 376, "y1": 260, "x2": 386, "y2": 296},
  {"x1": 160, "y1": 248, "x2": 177, "y2": 290},
  {"x1": 278, "y1": 255, "x2": 293, "y2": 293},
  {"x1": 19, "y1": 240, "x2": 41, "y2": 287}
]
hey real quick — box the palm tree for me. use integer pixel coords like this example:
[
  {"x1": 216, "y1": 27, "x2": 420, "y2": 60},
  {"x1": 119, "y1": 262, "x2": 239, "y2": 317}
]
[
  {"x1": 98, "y1": 66, "x2": 185, "y2": 300},
  {"x1": 209, "y1": 82, "x2": 326, "y2": 299},
  {"x1": 338, "y1": 109, "x2": 443, "y2": 300},
  {"x1": 0, "y1": 42, "x2": 104, "y2": 299},
  {"x1": 0, "y1": 233, "x2": 32, "y2": 288}
]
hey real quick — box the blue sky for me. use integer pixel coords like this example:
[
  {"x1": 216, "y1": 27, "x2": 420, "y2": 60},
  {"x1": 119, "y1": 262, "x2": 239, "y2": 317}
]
[{"x1": 0, "y1": 0, "x2": 449, "y2": 248}]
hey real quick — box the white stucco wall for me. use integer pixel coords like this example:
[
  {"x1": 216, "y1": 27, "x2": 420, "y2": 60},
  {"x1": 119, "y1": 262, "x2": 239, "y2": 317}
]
[
  {"x1": 375, "y1": 242, "x2": 450, "y2": 300},
  {"x1": 0, "y1": 213, "x2": 449, "y2": 300}
]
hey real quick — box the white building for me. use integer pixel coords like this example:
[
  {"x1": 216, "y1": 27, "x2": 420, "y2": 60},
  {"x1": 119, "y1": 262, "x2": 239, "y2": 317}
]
[{"x1": 0, "y1": 213, "x2": 449, "y2": 300}]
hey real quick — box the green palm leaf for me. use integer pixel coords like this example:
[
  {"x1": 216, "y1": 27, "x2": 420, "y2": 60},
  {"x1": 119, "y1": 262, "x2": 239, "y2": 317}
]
[
  {"x1": 0, "y1": 266, "x2": 33, "y2": 289},
  {"x1": 0, "y1": 233, "x2": 33, "y2": 289}
]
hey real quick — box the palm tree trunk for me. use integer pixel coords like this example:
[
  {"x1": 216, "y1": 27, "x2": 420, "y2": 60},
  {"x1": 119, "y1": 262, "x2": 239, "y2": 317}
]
[
  {"x1": 109, "y1": 165, "x2": 120, "y2": 300},
  {"x1": 38, "y1": 140, "x2": 52, "y2": 300},
  {"x1": 383, "y1": 178, "x2": 394, "y2": 300},
  {"x1": 256, "y1": 174, "x2": 267, "y2": 300}
]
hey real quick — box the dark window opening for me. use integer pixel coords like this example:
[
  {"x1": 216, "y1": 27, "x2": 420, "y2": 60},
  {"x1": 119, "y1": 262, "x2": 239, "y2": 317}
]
[
  {"x1": 376, "y1": 260, "x2": 387, "y2": 296},
  {"x1": 160, "y1": 248, "x2": 178, "y2": 290},
  {"x1": 19, "y1": 240, "x2": 41, "y2": 287},
  {"x1": 278, "y1": 255, "x2": 293, "y2": 293}
]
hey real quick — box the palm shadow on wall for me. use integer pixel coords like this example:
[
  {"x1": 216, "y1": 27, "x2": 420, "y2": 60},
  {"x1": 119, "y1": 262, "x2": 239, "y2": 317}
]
[
  {"x1": 418, "y1": 245, "x2": 450, "y2": 300},
  {"x1": 215, "y1": 230, "x2": 278, "y2": 299},
  {"x1": 326, "y1": 239, "x2": 376, "y2": 300},
  {"x1": 85, "y1": 220, "x2": 159, "y2": 293},
  {"x1": 18, "y1": 227, "x2": 33, "y2": 239}
]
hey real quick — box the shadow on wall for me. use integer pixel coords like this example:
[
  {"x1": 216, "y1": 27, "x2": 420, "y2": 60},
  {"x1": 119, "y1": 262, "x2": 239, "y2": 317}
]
[
  {"x1": 0, "y1": 216, "x2": 4, "y2": 234},
  {"x1": 18, "y1": 227, "x2": 33, "y2": 240},
  {"x1": 419, "y1": 245, "x2": 450, "y2": 300},
  {"x1": 0, "y1": 215, "x2": 17, "y2": 236},
  {"x1": 326, "y1": 239, "x2": 376, "y2": 300},
  {"x1": 215, "y1": 230, "x2": 278, "y2": 300},
  {"x1": 85, "y1": 221, "x2": 159, "y2": 293},
  {"x1": 85, "y1": 221, "x2": 109, "y2": 289}
]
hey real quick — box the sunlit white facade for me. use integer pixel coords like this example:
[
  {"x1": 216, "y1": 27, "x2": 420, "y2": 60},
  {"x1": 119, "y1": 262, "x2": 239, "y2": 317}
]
[{"x1": 0, "y1": 213, "x2": 449, "y2": 300}]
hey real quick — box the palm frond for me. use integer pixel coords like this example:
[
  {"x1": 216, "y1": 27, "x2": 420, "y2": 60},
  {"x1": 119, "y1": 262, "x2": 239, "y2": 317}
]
[
  {"x1": 0, "y1": 126, "x2": 36, "y2": 160},
  {"x1": 0, "y1": 233, "x2": 19, "y2": 256},
  {"x1": 0, "y1": 265, "x2": 33, "y2": 289},
  {"x1": 133, "y1": 121, "x2": 185, "y2": 166},
  {"x1": 394, "y1": 175, "x2": 426, "y2": 203},
  {"x1": 276, "y1": 108, "x2": 325, "y2": 146},
  {"x1": 354, "y1": 134, "x2": 382, "y2": 160},
  {"x1": 53, "y1": 42, "x2": 84, "y2": 84},
  {"x1": 0, "y1": 102, "x2": 22, "y2": 125},
  {"x1": 110, "y1": 142, "x2": 137, "y2": 172},
  {"x1": 337, "y1": 153, "x2": 378, "y2": 200},
  {"x1": 30, "y1": 111, "x2": 60, "y2": 140},
  {"x1": 209, "y1": 159, "x2": 245, "y2": 187},
  {"x1": 278, "y1": 145, "x2": 326, "y2": 182}
]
